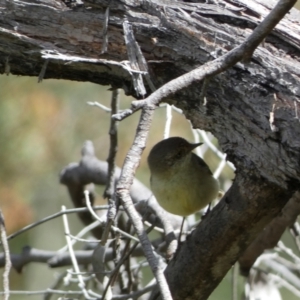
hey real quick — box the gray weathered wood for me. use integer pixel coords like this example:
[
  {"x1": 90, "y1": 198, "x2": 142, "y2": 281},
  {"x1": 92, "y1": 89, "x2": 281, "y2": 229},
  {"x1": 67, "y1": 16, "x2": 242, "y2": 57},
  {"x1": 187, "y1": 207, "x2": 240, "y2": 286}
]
[{"x1": 1, "y1": 0, "x2": 300, "y2": 299}]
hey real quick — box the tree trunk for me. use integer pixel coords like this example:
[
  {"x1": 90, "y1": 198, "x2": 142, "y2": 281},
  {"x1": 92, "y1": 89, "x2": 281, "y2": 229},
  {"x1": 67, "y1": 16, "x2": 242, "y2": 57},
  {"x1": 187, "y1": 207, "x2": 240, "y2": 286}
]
[{"x1": 1, "y1": 0, "x2": 300, "y2": 299}]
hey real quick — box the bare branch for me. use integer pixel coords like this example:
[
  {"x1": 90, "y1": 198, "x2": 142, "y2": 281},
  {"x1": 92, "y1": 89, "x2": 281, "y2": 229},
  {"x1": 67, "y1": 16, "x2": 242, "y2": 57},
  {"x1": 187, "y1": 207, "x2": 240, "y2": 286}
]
[
  {"x1": 7, "y1": 206, "x2": 109, "y2": 241},
  {"x1": 97, "y1": 88, "x2": 120, "y2": 300},
  {"x1": 116, "y1": 105, "x2": 172, "y2": 299},
  {"x1": 0, "y1": 284, "x2": 156, "y2": 300},
  {"x1": 103, "y1": 89, "x2": 119, "y2": 200},
  {"x1": 61, "y1": 206, "x2": 91, "y2": 298},
  {"x1": 0, "y1": 210, "x2": 11, "y2": 300},
  {"x1": 239, "y1": 191, "x2": 300, "y2": 276},
  {"x1": 113, "y1": 0, "x2": 297, "y2": 121}
]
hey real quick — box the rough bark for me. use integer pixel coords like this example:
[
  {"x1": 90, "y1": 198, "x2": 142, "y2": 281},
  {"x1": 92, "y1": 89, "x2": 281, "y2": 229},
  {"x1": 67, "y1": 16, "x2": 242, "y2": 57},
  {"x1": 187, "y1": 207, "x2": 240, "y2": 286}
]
[{"x1": 1, "y1": 0, "x2": 300, "y2": 299}]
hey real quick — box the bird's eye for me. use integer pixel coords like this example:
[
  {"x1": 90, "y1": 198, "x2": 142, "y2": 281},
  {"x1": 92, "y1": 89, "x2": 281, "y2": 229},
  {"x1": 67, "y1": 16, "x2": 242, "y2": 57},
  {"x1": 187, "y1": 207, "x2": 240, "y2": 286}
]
[{"x1": 175, "y1": 150, "x2": 184, "y2": 159}]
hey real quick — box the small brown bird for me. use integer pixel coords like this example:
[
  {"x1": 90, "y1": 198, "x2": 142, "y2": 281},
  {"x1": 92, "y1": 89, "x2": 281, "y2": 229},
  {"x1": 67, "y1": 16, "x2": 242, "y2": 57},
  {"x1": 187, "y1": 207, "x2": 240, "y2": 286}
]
[{"x1": 148, "y1": 137, "x2": 219, "y2": 216}]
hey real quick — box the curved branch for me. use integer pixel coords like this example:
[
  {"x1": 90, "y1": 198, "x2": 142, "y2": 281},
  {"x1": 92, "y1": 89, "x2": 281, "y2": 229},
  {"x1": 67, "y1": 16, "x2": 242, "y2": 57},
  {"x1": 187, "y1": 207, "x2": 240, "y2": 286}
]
[{"x1": 0, "y1": 245, "x2": 146, "y2": 272}]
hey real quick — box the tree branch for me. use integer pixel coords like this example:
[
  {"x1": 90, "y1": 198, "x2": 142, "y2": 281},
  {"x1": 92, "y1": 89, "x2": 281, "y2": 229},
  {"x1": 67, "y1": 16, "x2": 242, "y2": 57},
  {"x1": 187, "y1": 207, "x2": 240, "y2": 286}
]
[{"x1": 239, "y1": 191, "x2": 300, "y2": 276}]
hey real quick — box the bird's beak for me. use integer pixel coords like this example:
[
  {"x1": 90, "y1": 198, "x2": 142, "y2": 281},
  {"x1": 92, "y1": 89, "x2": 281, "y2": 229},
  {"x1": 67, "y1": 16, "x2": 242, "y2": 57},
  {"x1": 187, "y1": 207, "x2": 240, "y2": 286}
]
[{"x1": 190, "y1": 142, "x2": 203, "y2": 150}]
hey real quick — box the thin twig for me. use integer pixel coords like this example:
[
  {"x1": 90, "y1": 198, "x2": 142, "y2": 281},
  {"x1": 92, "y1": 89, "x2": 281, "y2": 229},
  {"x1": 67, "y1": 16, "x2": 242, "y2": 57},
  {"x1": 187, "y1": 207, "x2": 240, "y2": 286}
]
[
  {"x1": 104, "y1": 89, "x2": 119, "y2": 200},
  {"x1": 61, "y1": 206, "x2": 91, "y2": 299},
  {"x1": 84, "y1": 191, "x2": 139, "y2": 242},
  {"x1": 125, "y1": 255, "x2": 133, "y2": 292},
  {"x1": 213, "y1": 155, "x2": 227, "y2": 179},
  {"x1": 232, "y1": 263, "x2": 239, "y2": 300},
  {"x1": 146, "y1": 196, "x2": 177, "y2": 259},
  {"x1": 163, "y1": 105, "x2": 172, "y2": 139},
  {"x1": 57, "y1": 220, "x2": 100, "y2": 254},
  {"x1": 0, "y1": 210, "x2": 11, "y2": 300},
  {"x1": 257, "y1": 257, "x2": 300, "y2": 290},
  {"x1": 116, "y1": 105, "x2": 173, "y2": 300},
  {"x1": 112, "y1": 282, "x2": 156, "y2": 299},
  {"x1": 0, "y1": 289, "x2": 84, "y2": 296},
  {"x1": 6, "y1": 205, "x2": 110, "y2": 241},
  {"x1": 102, "y1": 224, "x2": 155, "y2": 300},
  {"x1": 0, "y1": 285, "x2": 156, "y2": 299},
  {"x1": 100, "y1": 89, "x2": 119, "y2": 244},
  {"x1": 92, "y1": 89, "x2": 120, "y2": 298},
  {"x1": 112, "y1": 219, "x2": 122, "y2": 284},
  {"x1": 102, "y1": 234, "x2": 133, "y2": 299},
  {"x1": 0, "y1": 245, "x2": 147, "y2": 270},
  {"x1": 44, "y1": 270, "x2": 68, "y2": 300},
  {"x1": 276, "y1": 240, "x2": 300, "y2": 264},
  {"x1": 87, "y1": 101, "x2": 112, "y2": 112},
  {"x1": 65, "y1": 233, "x2": 101, "y2": 243},
  {"x1": 268, "y1": 272, "x2": 300, "y2": 297},
  {"x1": 289, "y1": 222, "x2": 300, "y2": 252}
]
